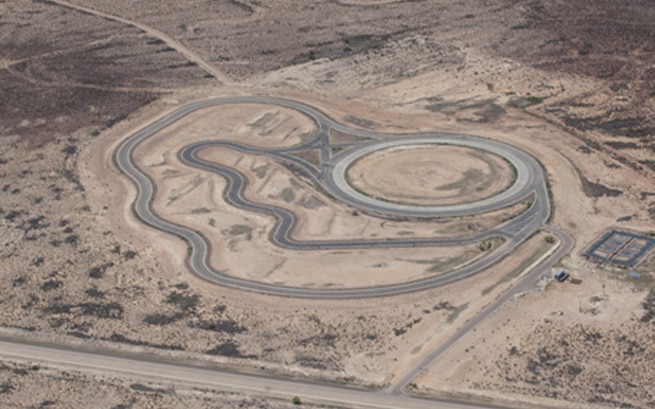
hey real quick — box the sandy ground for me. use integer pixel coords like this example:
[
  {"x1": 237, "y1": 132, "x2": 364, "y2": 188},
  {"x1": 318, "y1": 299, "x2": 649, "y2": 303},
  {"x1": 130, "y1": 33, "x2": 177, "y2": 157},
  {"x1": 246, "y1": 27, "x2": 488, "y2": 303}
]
[
  {"x1": 80, "y1": 80, "x2": 655, "y2": 407},
  {"x1": 415, "y1": 263, "x2": 655, "y2": 409},
  {"x1": 0, "y1": 358, "x2": 332, "y2": 409},
  {"x1": 348, "y1": 144, "x2": 514, "y2": 206},
  {"x1": 78, "y1": 86, "x2": 565, "y2": 382}
]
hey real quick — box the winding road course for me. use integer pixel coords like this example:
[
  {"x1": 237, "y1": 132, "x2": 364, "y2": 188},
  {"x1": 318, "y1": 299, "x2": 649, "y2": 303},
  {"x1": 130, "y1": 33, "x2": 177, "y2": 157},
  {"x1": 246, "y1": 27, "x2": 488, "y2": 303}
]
[{"x1": 115, "y1": 96, "x2": 554, "y2": 298}]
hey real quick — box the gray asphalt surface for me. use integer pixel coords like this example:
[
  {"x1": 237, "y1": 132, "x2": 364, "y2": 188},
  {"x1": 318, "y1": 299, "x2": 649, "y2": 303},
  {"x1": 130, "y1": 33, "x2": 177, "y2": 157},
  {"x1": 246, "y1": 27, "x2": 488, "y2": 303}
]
[
  {"x1": 0, "y1": 339, "x2": 546, "y2": 409},
  {"x1": 326, "y1": 136, "x2": 535, "y2": 217},
  {"x1": 114, "y1": 96, "x2": 553, "y2": 298}
]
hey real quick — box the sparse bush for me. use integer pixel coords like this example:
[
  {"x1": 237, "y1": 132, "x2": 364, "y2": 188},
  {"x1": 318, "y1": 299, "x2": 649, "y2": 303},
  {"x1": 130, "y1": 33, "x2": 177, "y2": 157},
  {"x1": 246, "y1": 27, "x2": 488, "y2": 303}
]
[
  {"x1": 44, "y1": 302, "x2": 123, "y2": 319},
  {"x1": 85, "y1": 288, "x2": 104, "y2": 299},
  {"x1": 64, "y1": 234, "x2": 78, "y2": 245},
  {"x1": 194, "y1": 319, "x2": 246, "y2": 334},
  {"x1": 166, "y1": 291, "x2": 200, "y2": 311},
  {"x1": 206, "y1": 341, "x2": 243, "y2": 357},
  {"x1": 292, "y1": 396, "x2": 302, "y2": 405},
  {"x1": 61, "y1": 146, "x2": 77, "y2": 156},
  {"x1": 5, "y1": 210, "x2": 23, "y2": 222},
  {"x1": 640, "y1": 289, "x2": 655, "y2": 322},
  {"x1": 433, "y1": 301, "x2": 455, "y2": 311},
  {"x1": 13, "y1": 276, "x2": 27, "y2": 287},
  {"x1": 108, "y1": 333, "x2": 183, "y2": 351},
  {"x1": 508, "y1": 96, "x2": 546, "y2": 108},
  {"x1": 0, "y1": 381, "x2": 14, "y2": 394},
  {"x1": 88, "y1": 262, "x2": 114, "y2": 279},
  {"x1": 24, "y1": 216, "x2": 50, "y2": 231},
  {"x1": 143, "y1": 313, "x2": 183, "y2": 326},
  {"x1": 41, "y1": 280, "x2": 61, "y2": 292}
]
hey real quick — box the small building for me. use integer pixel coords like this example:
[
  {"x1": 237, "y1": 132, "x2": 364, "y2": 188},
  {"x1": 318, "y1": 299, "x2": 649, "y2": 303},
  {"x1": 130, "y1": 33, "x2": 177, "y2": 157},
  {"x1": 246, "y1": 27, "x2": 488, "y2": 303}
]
[{"x1": 554, "y1": 269, "x2": 569, "y2": 282}]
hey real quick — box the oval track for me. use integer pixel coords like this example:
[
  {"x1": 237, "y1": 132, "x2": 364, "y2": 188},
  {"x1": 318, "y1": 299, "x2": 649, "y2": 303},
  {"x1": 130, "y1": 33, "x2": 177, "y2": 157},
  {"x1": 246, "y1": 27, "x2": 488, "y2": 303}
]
[
  {"x1": 114, "y1": 96, "x2": 551, "y2": 298},
  {"x1": 327, "y1": 136, "x2": 536, "y2": 217}
]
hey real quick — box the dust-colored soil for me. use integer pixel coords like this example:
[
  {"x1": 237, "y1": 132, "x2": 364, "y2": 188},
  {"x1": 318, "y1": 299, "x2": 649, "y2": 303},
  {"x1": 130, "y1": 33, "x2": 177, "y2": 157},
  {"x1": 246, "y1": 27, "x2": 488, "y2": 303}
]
[
  {"x1": 0, "y1": 359, "x2": 332, "y2": 409},
  {"x1": 415, "y1": 263, "x2": 655, "y2": 409},
  {"x1": 194, "y1": 144, "x2": 529, "y2": 239},
  {"x1": 348, "y1": 144, "x2": 514, "y2": 206},
  {"x1": 2, "y1": 0, "x2": 655, "y2": 408}
]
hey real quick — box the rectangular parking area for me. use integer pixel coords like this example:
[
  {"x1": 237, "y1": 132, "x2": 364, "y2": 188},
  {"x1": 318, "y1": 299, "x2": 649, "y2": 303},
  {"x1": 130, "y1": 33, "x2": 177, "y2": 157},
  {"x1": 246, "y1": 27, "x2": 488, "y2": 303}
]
[{"x1": 584, "y1": 230, "x2": 655, "y2": 266}]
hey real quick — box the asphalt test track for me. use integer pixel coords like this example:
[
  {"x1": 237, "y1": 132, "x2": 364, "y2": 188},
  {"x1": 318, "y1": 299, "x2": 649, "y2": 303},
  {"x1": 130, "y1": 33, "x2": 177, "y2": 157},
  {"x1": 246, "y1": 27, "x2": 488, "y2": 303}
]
[{"x1": 115, "y1": 96, "x2": 551, "y2": 298}]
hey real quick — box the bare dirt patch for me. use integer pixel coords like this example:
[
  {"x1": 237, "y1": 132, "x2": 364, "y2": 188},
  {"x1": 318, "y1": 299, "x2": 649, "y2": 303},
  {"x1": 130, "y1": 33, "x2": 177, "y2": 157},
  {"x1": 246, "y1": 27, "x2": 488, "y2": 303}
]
[
  {"x1": 194, "y1": 145, "x2": 529, "y2": 240},
  {"x1": 347, "y1": 144, "x2": 514, "y2": 206}
]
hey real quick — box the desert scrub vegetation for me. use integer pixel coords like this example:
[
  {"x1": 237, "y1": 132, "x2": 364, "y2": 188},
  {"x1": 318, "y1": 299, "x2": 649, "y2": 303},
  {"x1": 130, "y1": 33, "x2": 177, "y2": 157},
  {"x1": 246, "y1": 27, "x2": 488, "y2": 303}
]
[
  {"x1": 641, "y1": 288, "x2": 655, "y2": 322},
  {"x1": 486, "y1": 319, "x2": 655, "y2": 407}
]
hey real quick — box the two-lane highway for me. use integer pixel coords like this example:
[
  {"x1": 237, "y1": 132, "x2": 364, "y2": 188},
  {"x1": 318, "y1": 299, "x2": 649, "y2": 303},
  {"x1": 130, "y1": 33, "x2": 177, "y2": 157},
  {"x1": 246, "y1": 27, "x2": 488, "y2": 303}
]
[{"x1": 0, "y1": 338, "x2": 545, "y2": 409}]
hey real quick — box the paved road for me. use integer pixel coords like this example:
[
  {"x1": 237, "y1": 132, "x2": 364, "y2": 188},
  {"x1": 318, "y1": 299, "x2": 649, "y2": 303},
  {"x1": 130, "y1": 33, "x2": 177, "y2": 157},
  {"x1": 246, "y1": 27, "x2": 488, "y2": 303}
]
[
  {"x1": 326, "y1": 136, "x2": 536, "y2": 217},
  {"x1": 114, "y1": 96, "x2": 553, "y2": 298},
  {"x1": 179, "y1": 140, "x2": 513, "y2": 249},
  {"x1": 0, "y1": 339, "x2": 545, "y2": 409},
  {"x1": 387, "y1": 227, "x2": 575, "y2": 393}
]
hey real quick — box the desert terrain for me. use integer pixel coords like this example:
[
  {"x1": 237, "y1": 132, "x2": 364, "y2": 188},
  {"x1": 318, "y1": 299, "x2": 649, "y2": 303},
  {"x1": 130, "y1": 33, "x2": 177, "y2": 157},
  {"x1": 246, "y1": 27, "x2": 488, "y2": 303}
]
[
  {"x1": 0, "y1": 357, "x2": 349, "y2": 409},
  {"x1": 2, "y1": 0, "x2": 655, "y2": 408}
]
